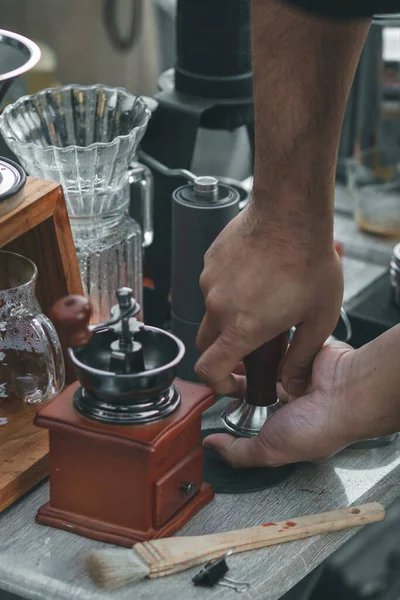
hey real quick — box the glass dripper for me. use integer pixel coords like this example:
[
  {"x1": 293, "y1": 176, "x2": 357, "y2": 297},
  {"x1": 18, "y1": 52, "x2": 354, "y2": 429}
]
[{"x1": 0, "y1": 84, "x2": 151, "y2": 323}]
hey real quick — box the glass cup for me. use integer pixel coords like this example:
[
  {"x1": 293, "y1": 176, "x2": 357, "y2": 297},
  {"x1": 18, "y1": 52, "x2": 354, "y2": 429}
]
[
  {"x1": 346, "y1": 148, "x2": 400, "y2": 237},
  {"x1": 0, "y1": 250, "x2": 65, "y2": 403},
  {"x1": 0, "y1": 84, "x2": 151, "y2": 323}
]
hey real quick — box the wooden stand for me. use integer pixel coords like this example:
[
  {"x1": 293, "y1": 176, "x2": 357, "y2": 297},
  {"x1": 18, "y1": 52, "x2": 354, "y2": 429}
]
[
  {"x1": 0, "y1": 178, "x2": 83, "y2": 512},
  {"x1": 35, "y1": 380, "x2": 215, "y2": 546}
]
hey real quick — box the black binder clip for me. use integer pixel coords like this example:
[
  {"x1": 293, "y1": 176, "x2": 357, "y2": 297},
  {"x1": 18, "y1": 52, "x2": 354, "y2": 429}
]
[{"x1": 192, "y1": 550, "x2": 250, "y2": 593}]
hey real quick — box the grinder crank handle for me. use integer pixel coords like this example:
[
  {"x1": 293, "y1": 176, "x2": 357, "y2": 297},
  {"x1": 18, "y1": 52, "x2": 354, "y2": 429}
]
[
  {"x1": 50, "y1": 290, "x2": 141, "y2": 349},
  {"x1": 243, "y1": 333, "x2": 288, "y2": 407},
  {"x1": 50, "y1": 295, "x2": 93, "y2": 348}
]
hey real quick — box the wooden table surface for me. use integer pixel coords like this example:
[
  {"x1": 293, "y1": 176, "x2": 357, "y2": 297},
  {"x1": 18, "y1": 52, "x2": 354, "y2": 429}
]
[
  {"x1": 0, "y1": 413, "x2": 399, "y2": 600},
  {"x1": 0, "y1": 208, "x2": 399, "y2": 600}
]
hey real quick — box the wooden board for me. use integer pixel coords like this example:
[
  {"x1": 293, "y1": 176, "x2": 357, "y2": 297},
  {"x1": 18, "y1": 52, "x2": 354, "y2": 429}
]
[
  {"x1": 0, "y1": 178, "x2": 83, "y2": 512},
  {"x1": 0, "y1": 398, "x2": 48, "y2": 512}
]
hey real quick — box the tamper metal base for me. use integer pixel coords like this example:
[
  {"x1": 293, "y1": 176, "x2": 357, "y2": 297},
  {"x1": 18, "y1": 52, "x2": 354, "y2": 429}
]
[{"x1": 221, "y1": 399, "x2": 281, "y2": 438}]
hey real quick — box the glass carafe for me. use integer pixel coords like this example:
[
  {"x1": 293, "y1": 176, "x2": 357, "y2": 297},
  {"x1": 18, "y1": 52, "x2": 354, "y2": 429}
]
[
  {"x1": 0, "y1": 250, "x2": 65, "y2": 404},
  {"x1": 0, "y1": 84, "x2": 151, "y2": 323}
]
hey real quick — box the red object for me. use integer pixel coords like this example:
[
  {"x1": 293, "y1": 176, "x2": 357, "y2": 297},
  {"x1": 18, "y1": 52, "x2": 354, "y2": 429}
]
[
  {"x1": 35, "y1": 380, "x2": 215, "y2": 547},
  {"x1": 50, "y1": 295, "x2": 93, "y2": 347},
  {"x1": 334, "y1": 241, "x2": 344, "y2": 259}
]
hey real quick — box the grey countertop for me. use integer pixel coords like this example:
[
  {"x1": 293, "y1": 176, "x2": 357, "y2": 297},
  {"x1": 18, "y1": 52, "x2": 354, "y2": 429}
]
[
  {"x1": 0, "y1": 206, "x2": 399, "y2": 600},
  {"x1": 0, "y1": 411, "x2": 399, "y2": 600}
]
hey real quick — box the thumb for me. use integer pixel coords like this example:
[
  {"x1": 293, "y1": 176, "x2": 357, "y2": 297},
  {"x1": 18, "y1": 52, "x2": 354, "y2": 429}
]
[
  {"x1": 280, "y1": 321, "x2": 328, "y2": 397},
  {"x1": 203, "y1": 432, "x2": 280, "y2": 468}
]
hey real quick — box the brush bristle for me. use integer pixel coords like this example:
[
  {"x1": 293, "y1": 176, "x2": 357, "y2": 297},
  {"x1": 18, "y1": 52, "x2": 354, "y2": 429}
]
[{"x1": 86, "y1": 548, "x2": 150, "y2": 590}]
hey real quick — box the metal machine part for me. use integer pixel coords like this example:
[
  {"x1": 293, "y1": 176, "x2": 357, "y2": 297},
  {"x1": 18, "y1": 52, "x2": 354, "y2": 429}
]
[
  {"x1": 171, "y1": 177, "x2": 240, "y2": 381},
  {"x1": 221, "y1": 400, "x2": 281, "y2": 439},
  {"x1": 137, "y1": 2, "x2": 254, "y2": 329},
  {"x1": 109, "y1": 288, "x2": 145, "y2": 374},
  {"x1": 139, "y1": 149, "x2": 250, "y2": 206},
  {"x1": 193, "y1": 550, "x2": 250, "y2": 593},
  {"x1": 57, "y1": 288, "x2": 186, "y2": 425},
  {"x1": 0, "y1": 29, "x2": 41, "y2": 105},
  {"x1": 220, "y1": 335, "x2": 288, "y2": 438},
  {"x1": 73, "y1": 384, "x2": 181, "y2": 425},
  {"x1": 129, "y1": 161, "x2": 154, "y2": 248},
  {"x1": 138, "y1": 149, "x2": 198, "y2": 183},
  {"x1": 88, "y1": 287, "x2": 141, "y2": 336},
  {"x1": 175, "y1": 0, "x2": 252, "y2": 99},
  {"x1": 139, "y1": 150, "x2": 242, "y2": 381},
  {"x1": 390, "y1": 242, "x2": 400, "y2": 308},
  {"x1": 0, "y1": 157, "x2": 26, "y2": 216}
]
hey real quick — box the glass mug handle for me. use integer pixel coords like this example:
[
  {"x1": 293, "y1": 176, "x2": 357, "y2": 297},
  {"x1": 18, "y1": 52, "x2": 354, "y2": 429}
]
[
  {"x1": 129, "y1": 163, "x2": 154, "y2": 248},
  {"x1": 9, "y1": 308, "x2": 65, "y2": 403}
]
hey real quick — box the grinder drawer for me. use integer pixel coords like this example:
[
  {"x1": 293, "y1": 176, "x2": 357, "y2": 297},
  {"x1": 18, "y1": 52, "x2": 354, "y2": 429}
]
[{"x1": 154, "y1": 446, "x2": 203, "y2": 527}]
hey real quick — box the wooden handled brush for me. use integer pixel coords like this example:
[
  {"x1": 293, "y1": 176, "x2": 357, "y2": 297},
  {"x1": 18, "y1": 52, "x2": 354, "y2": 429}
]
[{"x1": 86, "y1": 502, "x2": 385, "y2": 589}]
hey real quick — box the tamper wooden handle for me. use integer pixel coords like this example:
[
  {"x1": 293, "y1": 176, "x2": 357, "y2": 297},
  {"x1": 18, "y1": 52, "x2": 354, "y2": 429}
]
[
  {"x1": 244, "y1": 333, "x2": 288, "y2": 407},
  {"x1": 49, "y1": 295, "x2": 93, "y2": 348}
]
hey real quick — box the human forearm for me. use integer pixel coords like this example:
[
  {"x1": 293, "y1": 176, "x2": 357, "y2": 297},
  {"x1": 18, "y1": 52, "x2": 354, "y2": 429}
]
[
  {"x1": 195, "y1": 1, "x2": 370, "y2": 402},
  {"x1": 252, "y1": 0, "x2": 370, "y2": 241}
]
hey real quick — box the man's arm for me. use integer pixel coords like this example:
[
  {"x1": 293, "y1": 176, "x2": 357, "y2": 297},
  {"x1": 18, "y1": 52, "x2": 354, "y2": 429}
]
[
  {"x1": 252, "y1": 0, "x2": 370, "y2": 242},
  {"x1": 284, "y1": 0, "x2": 400, "y2": 19},
  {"x1": 196, "y1": 0, "x2": 370, "y2": 398}
]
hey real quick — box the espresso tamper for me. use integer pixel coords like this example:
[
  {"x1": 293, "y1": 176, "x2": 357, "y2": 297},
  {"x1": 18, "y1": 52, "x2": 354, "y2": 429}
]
[
  {"x1": 202, "y1": 332, "x2": 296, "y2": 493},
  {"x1": 221, "y1": 333, "x2": 288, "y2": 437}
]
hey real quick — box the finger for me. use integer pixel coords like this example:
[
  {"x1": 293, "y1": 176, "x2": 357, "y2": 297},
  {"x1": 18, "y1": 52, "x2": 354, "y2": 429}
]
[
  {"x1": 230, "y1": 374, "x2": 246, "y2": 398},
  {"x1": 233, "y1": 362, "x2": 245, "y2": 376},
  {"x1": 195, "y1": 331, "x2": 255, "y2": 396},
  {"x1": 202, "y1": 432, "x2": 280, "y2": 468},
  {"x1": 280, "y1": 321, "x2": 328, "y2": 397},
  {"x1": 196, "y1": 313, "x2": 219, "y2": 353},
  {"x1": 277, "y1": 381, "x2": 289, "y2": 403}
]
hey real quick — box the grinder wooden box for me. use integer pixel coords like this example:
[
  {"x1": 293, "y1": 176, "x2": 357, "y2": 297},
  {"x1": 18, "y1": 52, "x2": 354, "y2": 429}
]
[
  {"x1": 35, "y1": 380, "x2": 214, "y2": 546},
  {"x1": 0, "y1": 178, "x2": 83, "y2": 512}
]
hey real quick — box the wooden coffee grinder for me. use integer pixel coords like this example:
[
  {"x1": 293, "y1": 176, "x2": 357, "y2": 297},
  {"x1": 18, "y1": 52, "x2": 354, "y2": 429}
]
[{"x1": 34, "y1": 287, "x2": 215, "y2": 547}]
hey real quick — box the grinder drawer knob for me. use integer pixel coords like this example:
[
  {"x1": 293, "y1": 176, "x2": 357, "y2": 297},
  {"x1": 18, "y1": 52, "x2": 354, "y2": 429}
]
[
  {"x1": 50, "y1": 295, "x2": 93, "y2": 348},
  {"x1": 180, "y1": 481, "x2": 197, "y2": 498}
]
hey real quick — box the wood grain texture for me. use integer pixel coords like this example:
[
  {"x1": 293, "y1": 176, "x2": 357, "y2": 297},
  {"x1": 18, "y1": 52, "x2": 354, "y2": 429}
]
[
  {"x1": 0, "y1": 397, "x2": 399, "y2": 600},
  {"x1": 0, "y1": 399, "x2": 48, "y2": 513},
  {"x1": 0, "y1": 178, "x2": 60, "y2": 246},
  {"x1": 0, "y1": 242, "x2": 399, "y2": 600},
  {"x1": 34, "y1": 381, "x2": 215, "y2": 546},
  {"x1": 0, "y1": 178, "x2": 83, "y2": 513},
  {"x1": 2, "y1": 178, "x2": 83, "y2": 382},
  {"x1": 137, "y1": 503, "x2": 385, "y2": 577}
]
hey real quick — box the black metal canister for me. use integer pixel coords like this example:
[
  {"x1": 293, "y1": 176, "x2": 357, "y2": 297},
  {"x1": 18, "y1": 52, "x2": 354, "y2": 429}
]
[{"x1": 171, "y1": 176, "x2": 241, "y2": 381}]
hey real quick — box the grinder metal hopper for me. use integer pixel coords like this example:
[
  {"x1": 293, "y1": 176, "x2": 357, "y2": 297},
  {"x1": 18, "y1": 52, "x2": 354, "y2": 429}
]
[{"x1": 50, "y1": 288, "x2": 185, "y2": 425}]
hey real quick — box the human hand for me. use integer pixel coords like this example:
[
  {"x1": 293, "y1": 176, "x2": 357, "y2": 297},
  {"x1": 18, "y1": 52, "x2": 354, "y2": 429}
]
[
  {"x1": 203, "y1": 342, "x2": 356, "y2": 466},
  {"x1": 195, "y1": 203, "x2": 343, "y2": 398}
]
